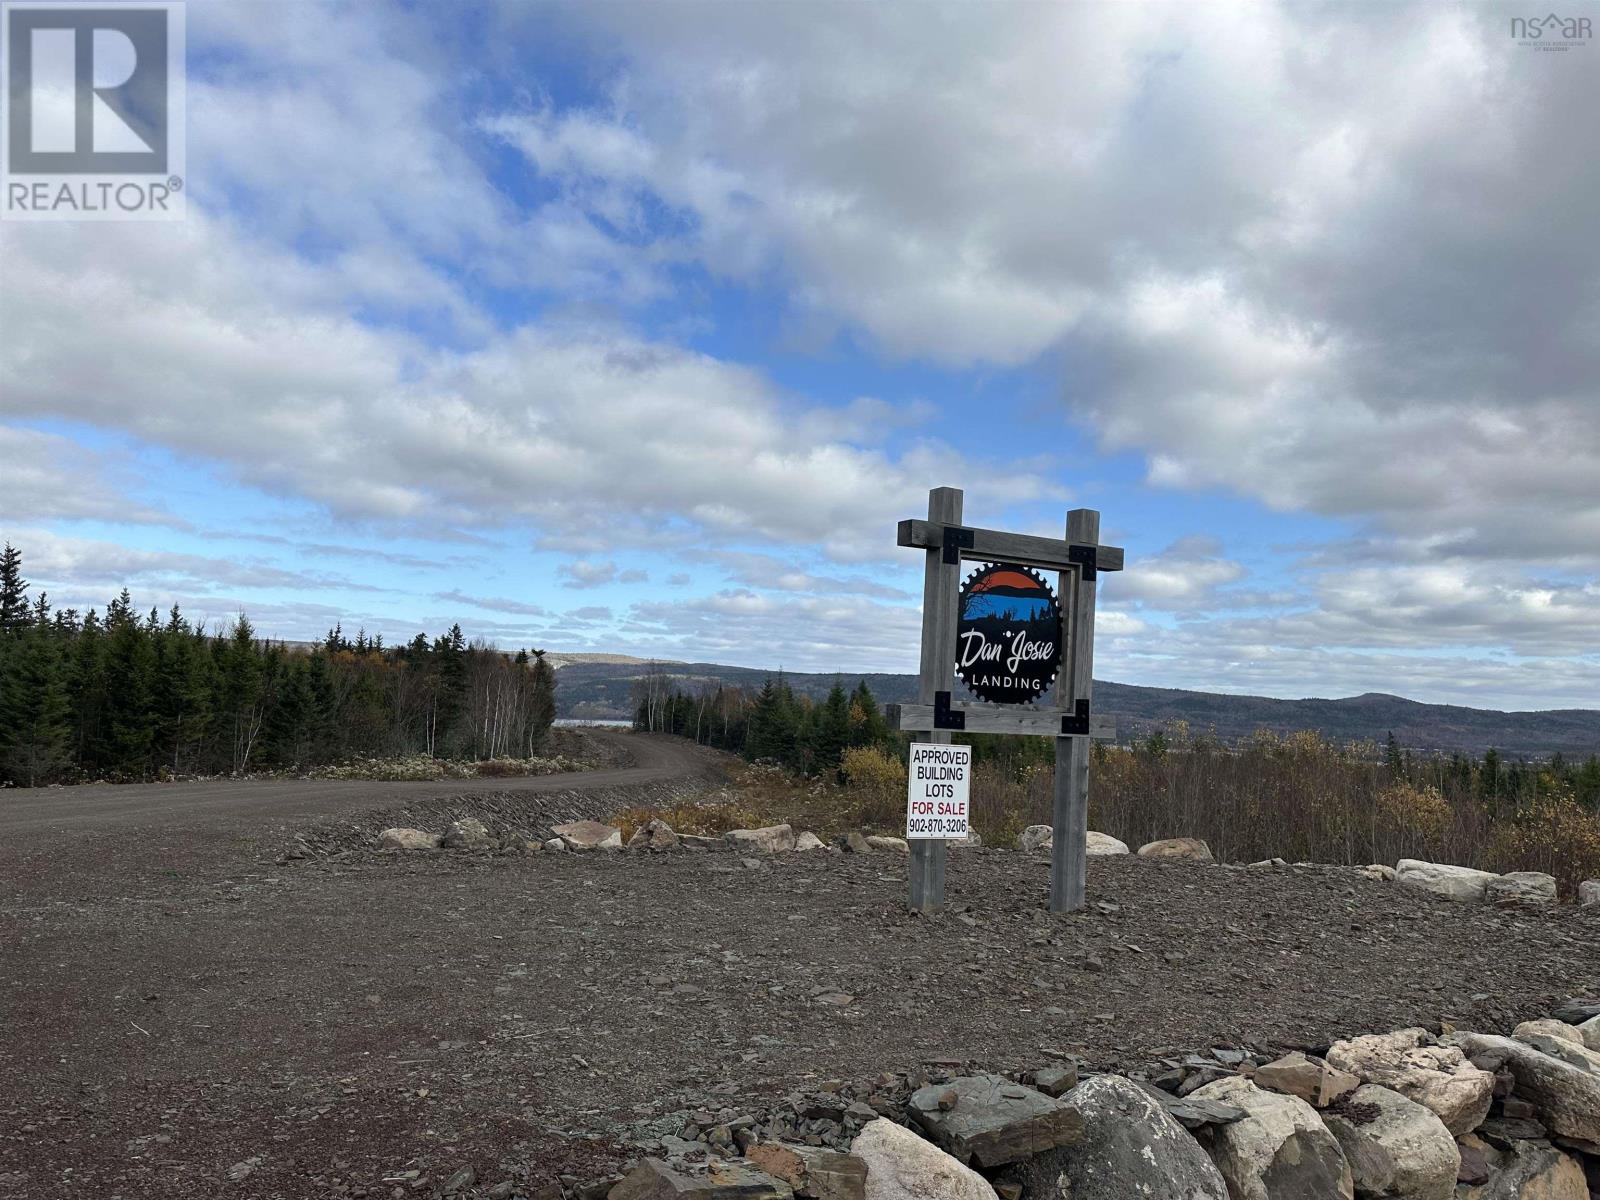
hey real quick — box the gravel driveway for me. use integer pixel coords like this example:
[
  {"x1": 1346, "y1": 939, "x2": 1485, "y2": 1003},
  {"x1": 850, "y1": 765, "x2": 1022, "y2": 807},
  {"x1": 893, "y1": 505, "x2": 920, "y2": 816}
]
[{"x1": 2, "y1": 738, "x2": 1597, "y2": 1198}]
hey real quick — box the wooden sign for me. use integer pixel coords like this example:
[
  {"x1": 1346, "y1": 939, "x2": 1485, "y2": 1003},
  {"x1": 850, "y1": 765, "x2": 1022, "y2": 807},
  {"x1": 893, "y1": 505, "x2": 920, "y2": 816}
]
[{"x1": 891, "y1": 487, "x2": 1125, "y2": 913}]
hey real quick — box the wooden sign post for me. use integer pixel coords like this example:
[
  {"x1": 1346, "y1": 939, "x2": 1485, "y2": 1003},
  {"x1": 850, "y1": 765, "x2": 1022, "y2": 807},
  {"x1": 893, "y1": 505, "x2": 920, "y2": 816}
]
[{"x1": 894, "y1": 487, "x2": 1124, "y2": 913}]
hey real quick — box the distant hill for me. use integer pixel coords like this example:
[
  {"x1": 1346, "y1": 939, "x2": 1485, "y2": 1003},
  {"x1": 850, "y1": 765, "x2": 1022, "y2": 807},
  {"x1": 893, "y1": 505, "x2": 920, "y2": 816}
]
[{"x1": 552, "y1": 658, "x2": 1600, "y2": 758}]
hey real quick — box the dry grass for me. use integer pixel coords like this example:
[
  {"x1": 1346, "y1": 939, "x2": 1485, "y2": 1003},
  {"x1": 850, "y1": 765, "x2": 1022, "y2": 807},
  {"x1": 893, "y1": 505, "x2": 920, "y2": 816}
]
[{"x1": 620, "y1": 730, "x2": 1600, "y2": 896}]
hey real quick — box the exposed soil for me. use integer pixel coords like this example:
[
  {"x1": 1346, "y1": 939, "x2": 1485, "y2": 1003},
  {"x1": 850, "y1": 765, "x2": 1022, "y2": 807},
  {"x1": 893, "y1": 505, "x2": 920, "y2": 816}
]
[{"x1": 2, "y1": 735, "x2": 1598, "y2": 1199}]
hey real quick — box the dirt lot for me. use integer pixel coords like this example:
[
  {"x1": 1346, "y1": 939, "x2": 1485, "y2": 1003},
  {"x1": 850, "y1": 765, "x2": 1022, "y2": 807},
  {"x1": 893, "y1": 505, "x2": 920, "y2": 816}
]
[{"x1": 2, "y1": 734, "x2": 1598, "y2": 1199}]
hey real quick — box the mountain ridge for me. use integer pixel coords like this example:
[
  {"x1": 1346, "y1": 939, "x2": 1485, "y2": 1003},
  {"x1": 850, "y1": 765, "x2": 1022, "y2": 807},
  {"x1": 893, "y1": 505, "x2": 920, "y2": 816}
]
[{"x1": 552, "y1": 657, "x2": 1600, "y2": 758}]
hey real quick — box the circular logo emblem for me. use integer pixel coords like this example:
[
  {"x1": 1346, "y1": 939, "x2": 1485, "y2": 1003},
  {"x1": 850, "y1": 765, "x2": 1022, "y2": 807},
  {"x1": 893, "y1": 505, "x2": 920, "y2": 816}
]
[{"x1": 955, "y1": 564, "x2": 1062, "y2": 705}]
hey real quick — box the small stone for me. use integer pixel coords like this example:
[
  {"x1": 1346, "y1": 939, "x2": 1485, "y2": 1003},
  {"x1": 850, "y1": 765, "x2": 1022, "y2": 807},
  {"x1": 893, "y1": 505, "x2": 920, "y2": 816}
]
[
  {"x1": 608, "y1": 1158, "x2": 793, "y2": 1199},
  {"x1": 726, "y1": 825, "x2": 797, "y2": 853},
  {"x1": 628, "y1": 819, "x2": 680, "y2": 851},
  {"x1": 552, "y1": 820, "x2": 622, "y2": 851},
  {"x1": 544, "y1": 837, "x2": 566, "y2": 852},
  {"x1": 1252, "y1": 1052, "x2": 1360, "y2": 1108},
  {"x1": 908, "y1": 1073, "x2": 1084, "y2": 1167},
  {"x1": 1016, "y1": 825, "x2": 1053, "y2": 853},
  {"x1": 1395, "y1": 859, "x2": 1500, "y2": 902},
  {"x1": 863, "y1": 836, "x2": 907, "y2": 854},
  {"x1": 793, "y1": 832, "x2": 827, "y2": 852},
  {"x1": 1084, "y1": 831, "x2": 1128, "y2": 856},
  {"x1": 441, "y1": 818, "x2": 492, "y2": 850},
  {"x1": 1032, "y1": 1065, "x2": 1078, "y2": 1098},
  {"x1": 1484, "y1": 871, "x2": 1558, "y2": 905},
  {"x1": 1136, "y1": 837, "x2": 1214, "y2": 862},
  {"x1": 442, "y1": 1166, "x2": 475, "y2": 1195},
  {"x1": 377, "y1": 828, "x2": 441, "y2": 852}
]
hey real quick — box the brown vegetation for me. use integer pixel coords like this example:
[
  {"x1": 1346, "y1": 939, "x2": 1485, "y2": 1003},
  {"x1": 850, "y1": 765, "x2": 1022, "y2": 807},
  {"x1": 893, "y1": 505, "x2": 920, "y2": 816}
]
[{"x1": 628, "y1": 730, "x2": 1600, "y2": 895}]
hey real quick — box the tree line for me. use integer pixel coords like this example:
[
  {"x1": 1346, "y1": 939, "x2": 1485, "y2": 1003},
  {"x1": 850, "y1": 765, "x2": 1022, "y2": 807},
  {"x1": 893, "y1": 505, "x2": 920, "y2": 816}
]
[
  {"x1": 632, "y1": 665, "x2": 894, "y2": 776},
  {"x1": 0, "y1": 544, "x2": 555, "y2": 786}
]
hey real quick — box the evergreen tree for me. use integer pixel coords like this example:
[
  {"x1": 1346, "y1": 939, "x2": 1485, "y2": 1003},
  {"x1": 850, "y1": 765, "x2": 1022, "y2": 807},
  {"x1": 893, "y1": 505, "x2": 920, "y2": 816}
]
[
  {"x1": 153, "y1": 609, "x2": 214, "y2": 775},
  {"x1": 0, "y1": 608, "x2": 71, "y2": 784},
  {"x1": 1384, "y1": 731, "x2": 1404, "y2": 777},
  {"x1": 102, "y1": 590, "x2": 156, "y2": 777},
  {"x1": 814, "y1": 682, "x2": 852, "y2": 775},
  {"x1": 218, "y1": 615, "x2": 266, "y2": 774},
  {"x1": 0, "y1": 543, "x2": 28, "y2": 634},
  {"x1": 68, "y1": 608, "x2": 108, "y2": 773},
  {"x1": 527, "y1": 650, "x2": 556, "y2": 753},
  {"x1": 848, "y1": 680, "x2": 888, "y2": 747}
]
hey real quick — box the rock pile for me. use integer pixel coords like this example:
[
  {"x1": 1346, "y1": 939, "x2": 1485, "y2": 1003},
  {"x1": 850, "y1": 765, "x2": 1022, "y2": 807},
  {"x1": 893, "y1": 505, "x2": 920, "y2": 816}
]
[{"x1": 600, "y1": 1004, "x2": 1600, "y2": 1200}]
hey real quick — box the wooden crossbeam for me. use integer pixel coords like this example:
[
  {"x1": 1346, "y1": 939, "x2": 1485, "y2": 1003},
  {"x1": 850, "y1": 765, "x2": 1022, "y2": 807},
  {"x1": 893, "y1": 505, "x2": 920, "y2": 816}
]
[
  {"x1": 896, "y1": 519, "x2": 1124, "y2": 574},
  {"x1": 890, "y1": 701, "x2": 1116, "y2": 740}
]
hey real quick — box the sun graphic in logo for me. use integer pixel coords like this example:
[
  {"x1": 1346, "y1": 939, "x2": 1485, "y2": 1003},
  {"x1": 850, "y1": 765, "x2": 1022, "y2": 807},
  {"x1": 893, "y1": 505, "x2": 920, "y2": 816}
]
[{"x1": 955, "y1": 563, "x2": 1062, "y2": 706}]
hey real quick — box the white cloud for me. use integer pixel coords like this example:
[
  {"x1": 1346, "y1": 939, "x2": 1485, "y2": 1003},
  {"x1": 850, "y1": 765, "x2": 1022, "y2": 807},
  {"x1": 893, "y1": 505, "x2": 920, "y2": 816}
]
[{"x1": 0, "y1": 427, "x2": 172, "y2": 526}]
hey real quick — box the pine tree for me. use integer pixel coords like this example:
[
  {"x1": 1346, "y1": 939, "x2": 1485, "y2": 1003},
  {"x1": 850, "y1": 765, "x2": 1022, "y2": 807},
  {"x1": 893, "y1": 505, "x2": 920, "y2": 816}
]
[
  {"x1": 815, "y1": 682, "x2": 852, "y2": 775},
  {"x1": 0, "y1": 543, "x2": 29, "y2": 634},
  {"x1": 153, "y1": 609, "x2": 214, "y2": 775},
  {"x1": 219, "y1": 615, "x2": 266, "y2": 774},
  {"x1": 848, "y1": 680, "x2": 888, "y2": 747},
  {"x1": 0, "y1": 609, "x2": 71, "y2": 784},
  {"x1": 102, "y1": 590, "x2": 156, "y2": 778},
  {"x1": 68, "y1": 608, "x2": 108, "y2": 773},
  {"x1": 527, "y1": 650, "x2": 556, "y2": 754}
]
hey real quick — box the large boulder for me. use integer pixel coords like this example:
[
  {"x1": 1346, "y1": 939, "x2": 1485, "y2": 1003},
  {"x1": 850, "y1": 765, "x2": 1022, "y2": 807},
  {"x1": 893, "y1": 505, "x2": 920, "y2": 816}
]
[
  {"x1": 1451, "y1": 1032, "x2": 1600, "y2": 1150},
  {"x1": 1323, "y1": 1084, "x2": 1459, "y2": 1200},
  {"x1": 1190, "y1": 1076, "x2": 1353, "y2": 1200},
  {"x1": 851, "y1": 1117, "x2": 997, "y2": 1200},
  {"x1": 1252, "y1": 1052, "x2": 1361, "y2": 1108},
  {"x1": 608, "y1": 1157, "x2": 794, "y2": 1198},
  {"x1": 377, "y1": 827, "x2": 441, "y2": 851},
  {"x1": 864, "y1": 836, "x2": 909, "y2": 854},
  {"x1": 1017, "y1": 825, "x2": 1054, "y2": 853},
  {"x1": 1484, "y1": 872, "x2": 1558, "y2": 905},
  {"x1": 726, "y1": 825, "x2": 796, "y2": 853},
  {"x1": 1085, "y1": 831, "x2": 1129, "y2": 856},
  {"x1": 793, "y1": 832, "x2": 827, "y2": 852},
  {"x1": 1137, "y1": 837, "x2": 1215, "y2": 862},
  {"x1": 996, "y1": 1074, "x2": 1228, "y2": 1200},
  {"x1": 441, "y1": 817, "x2": 493, "y2": 849},
  {"x1": 628, "y1": 819, "x2": 680, "y2": 851},
  {"x1": 552, "y1": 819, "x2": 623, "y2": 851},
  {"x1": 1577, "y1": 1016, "x2": 1600, "y2": 1053},
  {"x1": 1579, "y1": 880, "x2": 1600, "y2": 907},
  {"x1": 1513, "y1": 1020, "x2": 1582, "y2": 1047},
  {"x1": 907, "y1": 1073, "x2": 1083, "y2": 1168},
  {"x1": 1395, "y1": 859, "x2": 1500, "y2": 902},
  {"x1": 1325, "y1": 1029, "x2": 1495, "y2": 1136},
  {"x1": 1551, "y1": 999, "x2": 1600, "y2": 1025},
  {"x1": 1453, "y1": 1137, "x2": 1589, "y2": 1200}
]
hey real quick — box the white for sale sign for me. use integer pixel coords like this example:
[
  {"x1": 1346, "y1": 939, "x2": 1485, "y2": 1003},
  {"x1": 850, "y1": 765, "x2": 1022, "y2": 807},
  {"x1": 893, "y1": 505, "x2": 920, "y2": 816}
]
[{"x1": 905, "y1": 742, "x2": 972, "y2": 839}]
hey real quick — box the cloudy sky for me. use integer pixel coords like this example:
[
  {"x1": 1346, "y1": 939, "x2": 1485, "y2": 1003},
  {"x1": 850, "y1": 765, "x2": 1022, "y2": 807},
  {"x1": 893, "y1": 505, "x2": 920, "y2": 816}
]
[{"x1": 2, "y1": 1, "x2": 1598, "y2": 709}]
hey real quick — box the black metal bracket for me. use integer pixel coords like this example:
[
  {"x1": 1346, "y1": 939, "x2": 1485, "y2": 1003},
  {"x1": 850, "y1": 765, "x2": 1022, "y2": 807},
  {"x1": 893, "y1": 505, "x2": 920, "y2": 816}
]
[
  {"x1": 941, "y1": 525, "x2": 975, "y2": 565},
  {"x1": 1067, "y1": 543, "x2": 1098, "y2": 582},
  {"x1": 933, "y1": 691, "x2": 966, "y2": 730},
  {"x1": 1060, "y1": 698, "x2": 1091, "y2": 736}
]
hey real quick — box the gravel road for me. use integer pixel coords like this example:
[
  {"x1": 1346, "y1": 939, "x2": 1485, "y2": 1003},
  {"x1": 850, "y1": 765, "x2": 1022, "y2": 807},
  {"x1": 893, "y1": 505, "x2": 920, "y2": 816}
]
[
  {"x1": 2, "y1": 736, "x2": 1597, "y2": 1200},
  {"x1": 0, "y1": 731, "x2": 696, "y2": 840}
]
